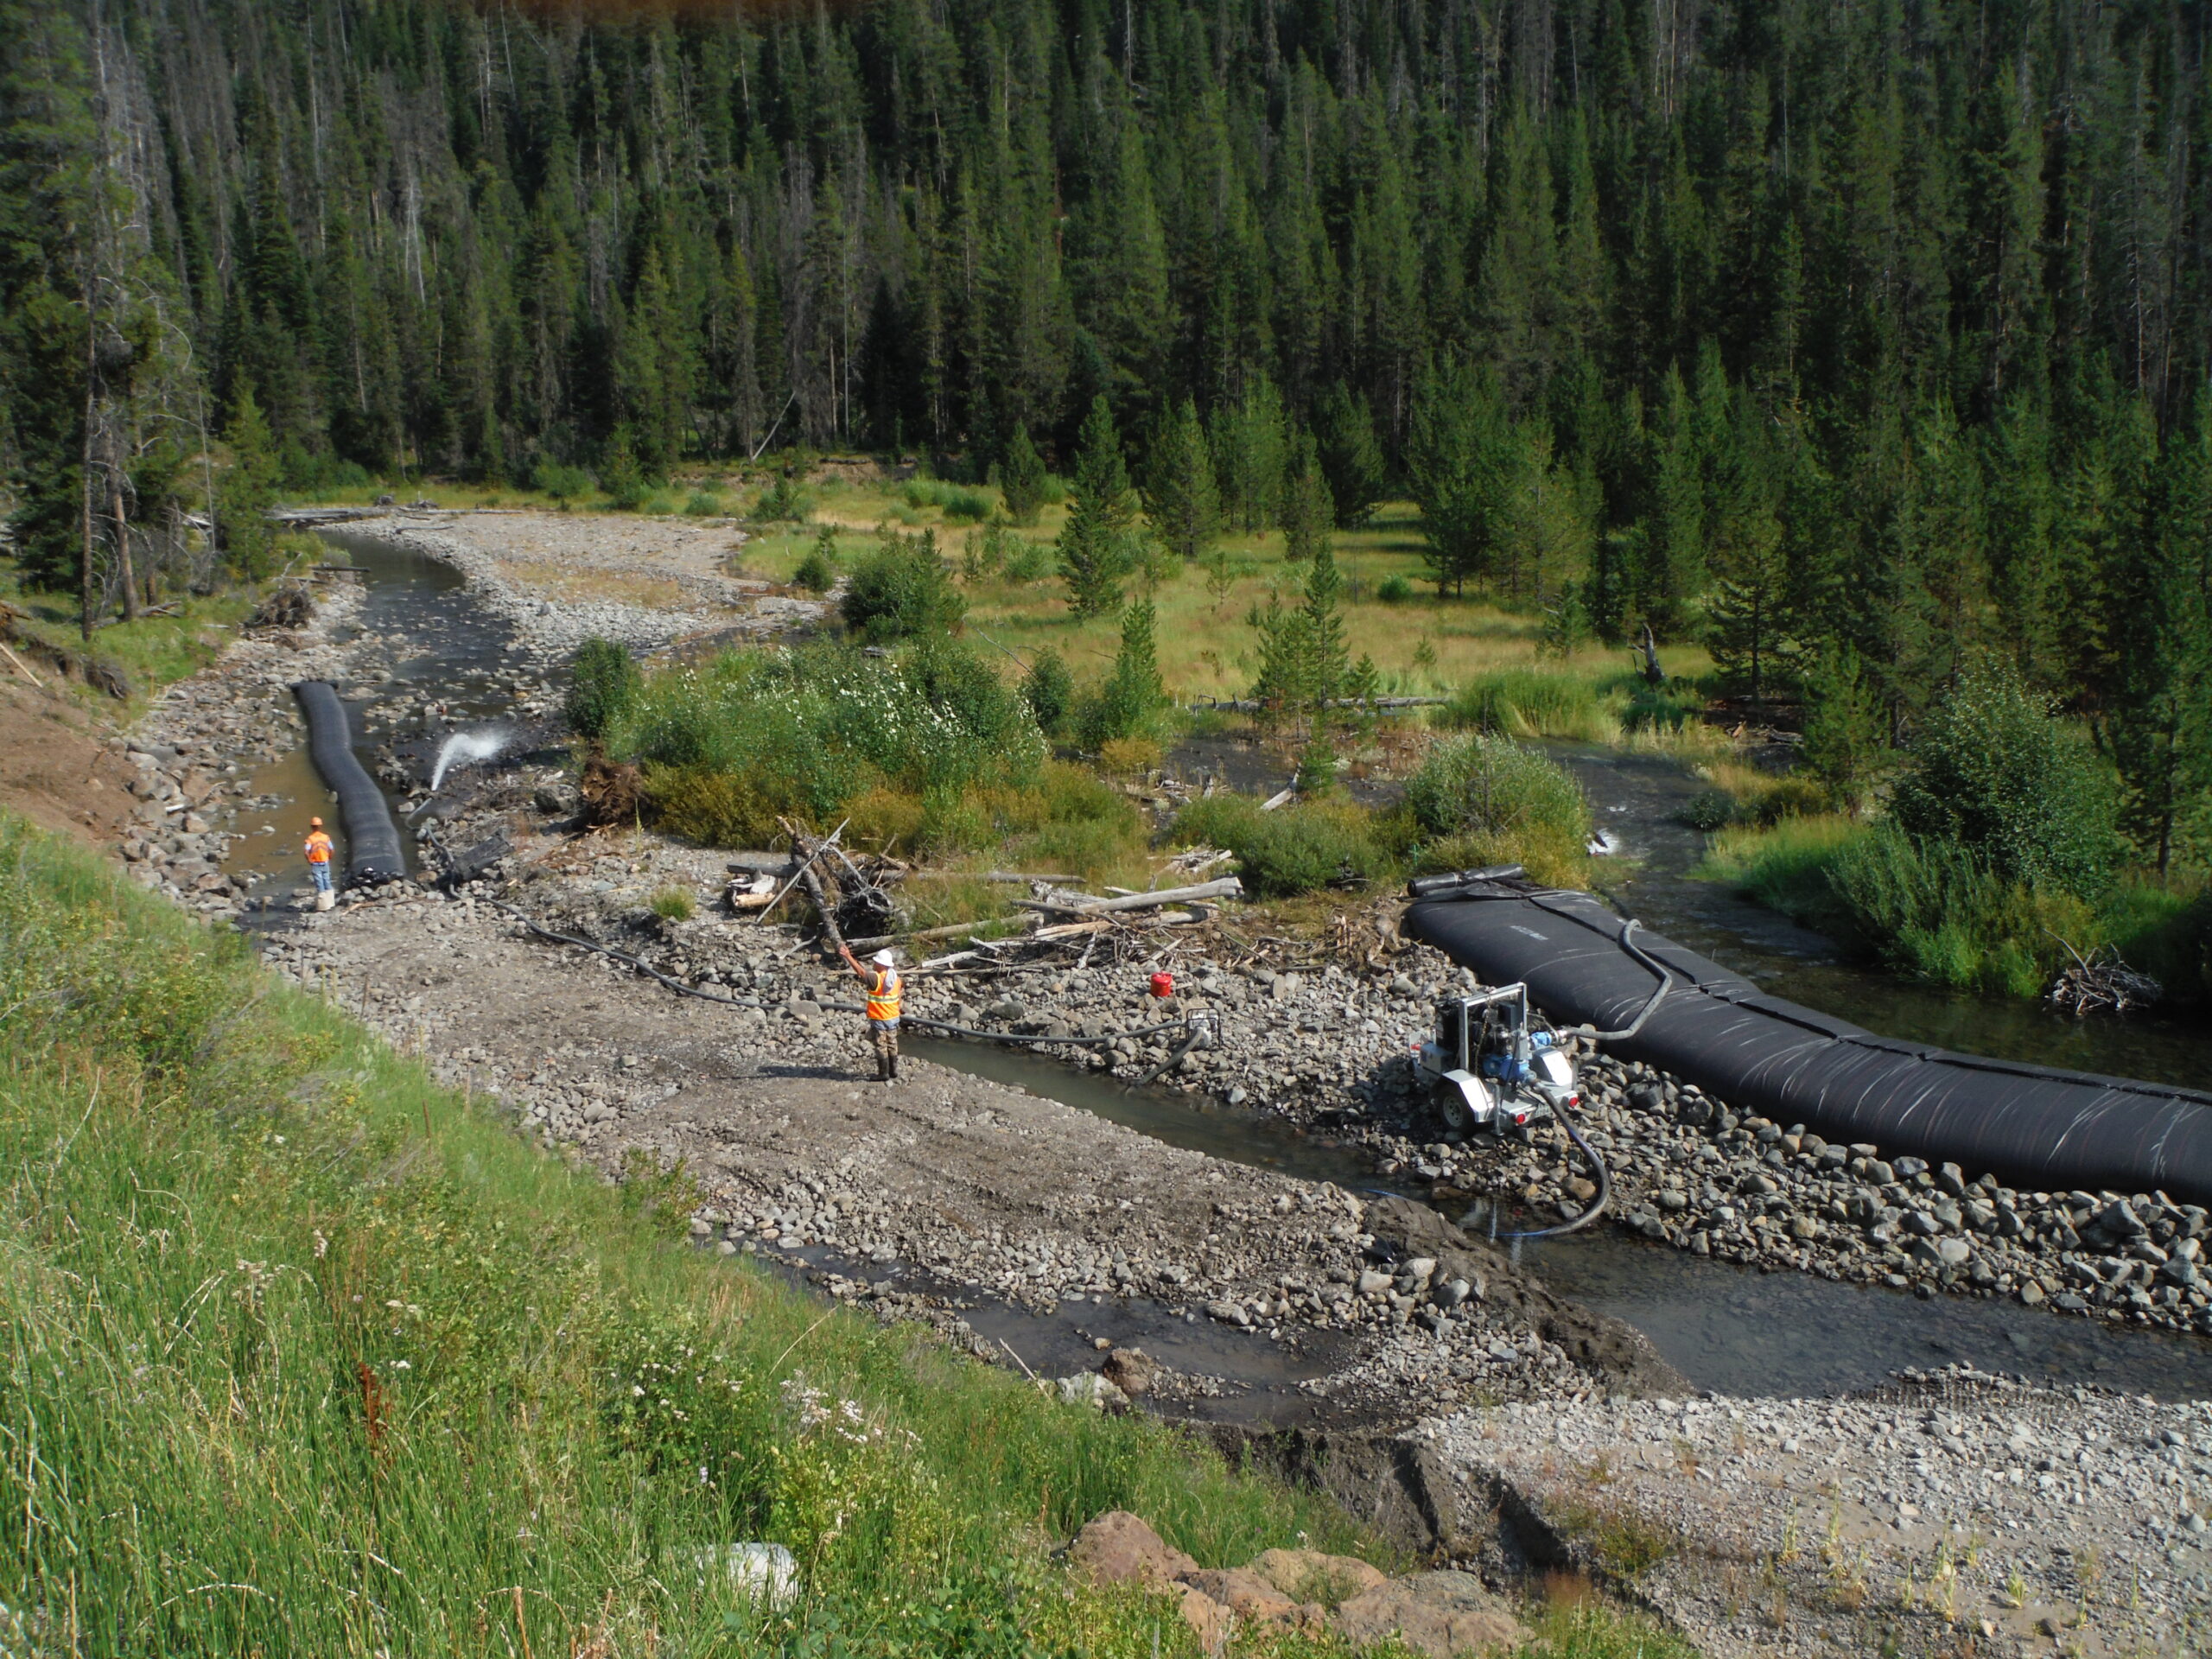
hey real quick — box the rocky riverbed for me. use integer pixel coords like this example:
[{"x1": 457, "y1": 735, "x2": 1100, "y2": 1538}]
[{"x1": 1433, "y1": 1369, "x2": 2212, "y2": 1656}]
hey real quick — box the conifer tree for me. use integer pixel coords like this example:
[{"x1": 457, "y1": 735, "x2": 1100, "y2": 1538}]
[
  {"x1": 1057, "y1": 397, "x2": 1140, "y2": 618},
  {"x1": 217, "y1": 385, "x2": 280, "y2": 581},
  {"x1": 998, "y1": 423, "x2": 1048, "y2": 526},
  {"x1": 1407, "y1": 362, "x2": 1516, "y2": 597},
  {"x1": 1142, "y1": 398, "x2": 1217, "y2": 564},
  {"x1": 1209, "y1": 378, "x2": 1287, "y2": 533},
  {"x1": 1081, "y1": 598, "x2": 1167, "y2": 747},
  {"x1": 1298, "y1": 535, "x2": 1350, "y2": 709},
  {"x1": 1280, "y1": 432, "x2": 1334, "y2": 565},
  {"x1": 1801, "y1": 644, "x2": 1887, "y2": 804},
  {"x1": 1313, "y1": 383, "x2": 1387, "y2": 528},
  {"x1": 2107, "y1": 389, "x2": 2212, "y2": 872}
]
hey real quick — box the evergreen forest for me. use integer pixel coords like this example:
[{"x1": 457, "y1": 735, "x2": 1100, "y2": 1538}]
[{"x1": 1, "y1": 0, "x2": 2209, "y2": 869}]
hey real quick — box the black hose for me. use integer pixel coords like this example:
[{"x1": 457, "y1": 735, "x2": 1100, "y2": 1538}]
[
  {"x1": 1495, "y1": 1098, "x2": 1611, "y2": 1240},
  {"x1": 1566, "y1": 917, "x2": 1674, "y2": 1042}
]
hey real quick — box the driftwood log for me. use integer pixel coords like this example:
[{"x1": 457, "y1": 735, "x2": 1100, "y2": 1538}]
[{"x1": 1008, "y1": 877, "x2": 1244, "y2": 917}]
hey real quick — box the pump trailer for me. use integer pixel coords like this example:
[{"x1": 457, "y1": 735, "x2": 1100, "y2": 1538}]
[{"x1": 1414, "y1": 981, "x2": 1580, "y2": 1133}]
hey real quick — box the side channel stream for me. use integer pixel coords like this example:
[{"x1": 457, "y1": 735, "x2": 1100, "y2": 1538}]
[{"x1": 243, "y1": 541, "x2": 2212, "y2": 1404}]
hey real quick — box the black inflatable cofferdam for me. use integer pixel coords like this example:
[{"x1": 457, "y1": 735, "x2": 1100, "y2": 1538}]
[
  {"x1": 292, "y1": 681, "x2": 404, "y2": 886},
  {"x1": 1403, "y1": 883, "x2": 2212, "y2": 1205}
]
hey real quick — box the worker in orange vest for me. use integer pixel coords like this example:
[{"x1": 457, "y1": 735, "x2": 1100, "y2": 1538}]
[
  {"x1": 838, "y1": 944, "x2": 902, "y2": 1083},
  {"x1": 304, "y1": 816, "x2": 336, "y2": 911}
]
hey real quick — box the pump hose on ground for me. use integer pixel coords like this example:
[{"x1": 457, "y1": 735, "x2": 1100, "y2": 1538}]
[{"x1": 1493, "y1": 1098, "x2": 1611, "y2": 1240}]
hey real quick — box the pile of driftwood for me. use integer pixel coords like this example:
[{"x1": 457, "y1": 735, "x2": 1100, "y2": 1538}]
[
  {"x1": 2048, "y1": 940, "x2": 2162, "y2": 1016},
  {"x1": 728, "y1": 823, "x2": 1243, "y2": 974}
]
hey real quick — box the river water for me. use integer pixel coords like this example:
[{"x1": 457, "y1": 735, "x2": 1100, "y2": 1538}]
[
  {"x1": 259, "y1": 543, "x2": 2212, "y2": 1400},
  {"x1": 231, "y1": 531, "x2": 519, "y2": 897}
]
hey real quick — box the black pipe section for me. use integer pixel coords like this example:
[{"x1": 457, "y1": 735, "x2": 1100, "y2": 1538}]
[
  {"x1": 292, "y1": 681, "x2": 405, "y2": 885},
  {"x1": 1403, "y1": 876, "x2": 2212, "y2": 1205},
  {"x1": 1497, "y1": 1102, "x2": 1611, "y2": 1240}
]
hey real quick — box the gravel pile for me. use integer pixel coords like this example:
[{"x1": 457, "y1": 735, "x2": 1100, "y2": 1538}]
[{"x1": 1431, "y1": 1370, "x2": 2212, "y2": 1656}]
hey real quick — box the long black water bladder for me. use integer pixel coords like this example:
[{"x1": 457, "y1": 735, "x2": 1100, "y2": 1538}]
[
  {"x1": 1403, "y1": 875, "x2": 2212, "y2": 1205},
  {"x1": 292, "y1": 681, "x2": 405, "y2": 885}
]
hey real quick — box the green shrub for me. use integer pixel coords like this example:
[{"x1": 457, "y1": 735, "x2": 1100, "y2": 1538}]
[
  {"x1": 639, "y1": 491, "x2": 678, "y2": 516},
  {"x1": 1681, "y1": 789, "x2": 1736, "y2": 832},
  {"x1": 1403, "y1": 732, "x2": 1591, "y2": 884},
  {"x1": 1021, "y1": 646, "x2": 1075, "y2": 737},
  {"x1": 564, "y1": 636, "x2": 643, "y2": 741},
  {"x1": 1891, "y1": 662, "x2": 2120, "y2": 895},
  {"x1": 681, "y1": 489, "x2": 722, "y2": 516},
  {"x1": 754, "y1": 472, "x2": 811, "y2": 522},
  {"x1": 1175, "y1": 794, "x2": 1389, "y2": 896},
  {"x1": 1376, "y1": 574, "x2": 1414, "y2": 603},
  {"x1": 793, "y1": 545, "x2": 837, "y2": 592},
  {"x1": 1445, "y1": 669, "x2": 1615, "y2": 742},
  {"x1": 840, "y1": 530, "x2": 965, "y2": 642},
  {"x1": 532, "y1": 460, "x2": 594, "y2": 502},
  {"x1": 649, "y1": 885, "x2": 696, "y2": 920}
]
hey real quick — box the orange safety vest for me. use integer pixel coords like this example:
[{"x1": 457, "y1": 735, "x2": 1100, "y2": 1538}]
[
  {"x1": 304, "y1": 830, "x2": 334, "y2": 865},
  {"x1": 865, "y1": 968, "x2": 902, "y2": 1022}
]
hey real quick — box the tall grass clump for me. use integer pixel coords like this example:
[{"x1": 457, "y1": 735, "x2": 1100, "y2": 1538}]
[
  {"x1": 1443, "y1": 668, "x2": 1618, "y2": 744},
  {"x1": 902, "y1": 479, "x2": 990, "y2": 522},
  {"x1": 1700, "y1": 813, "x2": 1867, "y2": 931},
  {"x1": 1403, "y1": 732, "x2": 1592, "y2": 887},
  {"x1": 613, "y1": 639, "x2": 1045, "y2": 849},
  {"x1": 0, "y1": 813, "x2": 1376, "y2": 1655}
]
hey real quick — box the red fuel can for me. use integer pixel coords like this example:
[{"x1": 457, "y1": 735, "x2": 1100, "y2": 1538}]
[{"x1": 1148, "y1": 971, "x2": 1175, "y2": 999}]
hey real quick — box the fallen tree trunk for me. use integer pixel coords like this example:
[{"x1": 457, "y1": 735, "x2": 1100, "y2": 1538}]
[
  {"x1": 1185, "y1": 696, "x2": 1446, "y2": 714},
  {"x1": 841, "y1": 917, "x2": 1019, "y2": 953},
  {"x1": 1010, "y1": 877, "x2": 1243, "y2": 915}
]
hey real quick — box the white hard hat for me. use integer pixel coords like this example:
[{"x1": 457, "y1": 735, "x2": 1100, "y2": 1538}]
[{"x1": 871, "y1": 949, "x2": 895, "y2": 966}]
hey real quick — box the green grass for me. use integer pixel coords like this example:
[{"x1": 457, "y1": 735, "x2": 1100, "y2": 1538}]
[{"x1": 0, "y1": 810, "x2": 1391, "y2": 1656}]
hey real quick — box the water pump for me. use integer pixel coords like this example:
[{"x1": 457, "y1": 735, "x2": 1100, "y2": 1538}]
[{"x1": 1414, "y1": 982, "x2": 1580, "y2": 1134}]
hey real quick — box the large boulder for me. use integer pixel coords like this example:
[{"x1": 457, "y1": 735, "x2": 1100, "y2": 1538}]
[
  {"x1": 1180, "y1": 1567, "x2": 1304, "y2": 1628},
  {"x1": 1330, "y1": 1569, "x2": 1527, "y2": 1656},
  {"x1": 1251, "y1": 1547, "x2": 1390, "y2": 1606},
  {"x1": 1068, "y1": 1510, "x2": 1197, "y2": 1589}
]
